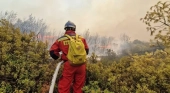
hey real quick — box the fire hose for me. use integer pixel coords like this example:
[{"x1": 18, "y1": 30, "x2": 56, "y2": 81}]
[{"x1": 49, "y1": 61, "x2": 64, "y2": 93}]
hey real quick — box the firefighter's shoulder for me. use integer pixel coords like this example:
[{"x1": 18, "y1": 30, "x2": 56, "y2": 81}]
[{"x1": 57, "y1": 36, "x2": 68, "y2": 41}]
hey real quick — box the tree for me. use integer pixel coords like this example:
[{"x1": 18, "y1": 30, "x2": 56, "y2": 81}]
[
  {"x1": 120, "y1": 34, "x2": 130, "y2": 43},
  {"x1": 82, "y1": 30, "x2": 114, "y2": 56},
  {"x1": 105, "y1": 49, "x2": 117, "y2": 61},
  {"x1": 15, "y1": 15, "x2": 48, "y2": 41},
  {"x1": 117, "y1": 34, "x2": 131, "y2": 56},
  {"x1": 99, "y1": 36, "x2": 114, "y2": 55},
  {"x1": 82, "y1": 29, "x2": 92, "y2": 44},
  {"x1": 141, "y1": 1, "x2": 170, "y2": 47},
  {"x1": 90, "y1": 33, "x2": 100, "y2": 54},
  {"x1": 0, "y1": 11, "x2": 17, "y2": 23},
  {"x1": 0, "y1": 11, "x2": 51, "y2": 42}
]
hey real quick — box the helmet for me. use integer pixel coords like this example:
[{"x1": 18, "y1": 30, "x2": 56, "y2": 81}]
[{"x1": 64, "y1": 21, "x2": 76, "y2": 31}]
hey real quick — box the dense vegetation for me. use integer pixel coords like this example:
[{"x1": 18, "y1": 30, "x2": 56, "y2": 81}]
[
  {"x1": 0, "y1": 19, "x2": 56, "y2": 92},
  {"x1": 0, "y1": 1, "x2": 170, "y2": 93},
  {"x1": 85, "y1": 50, "x2": 170, "y2": 93}
]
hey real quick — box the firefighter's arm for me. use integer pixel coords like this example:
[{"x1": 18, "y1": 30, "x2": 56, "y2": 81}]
[{"x1": 49, "y1": 40, "x2": 61, "y2": 60}]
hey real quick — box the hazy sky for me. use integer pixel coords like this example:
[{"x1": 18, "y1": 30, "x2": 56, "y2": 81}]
[{"x1": 0, "y1": 0, "x2": 168, "y2": 41}]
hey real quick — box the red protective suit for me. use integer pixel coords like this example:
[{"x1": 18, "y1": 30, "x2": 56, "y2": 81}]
[{"x1": 50, "y1": 30, "x2": 89, "y2": 93}]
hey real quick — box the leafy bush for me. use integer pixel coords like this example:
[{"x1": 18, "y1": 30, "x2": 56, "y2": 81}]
[
  {"x1": 0, "y1": 19, "x2": 56, "y2": 92},
  {"x1": 84, "y1": 49, "x2": 170, "y2": 93}
]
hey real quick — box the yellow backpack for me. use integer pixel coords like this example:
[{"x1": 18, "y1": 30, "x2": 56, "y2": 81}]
[{"x1": 65, "y1": 34, "x2": 87, "y2": 65}]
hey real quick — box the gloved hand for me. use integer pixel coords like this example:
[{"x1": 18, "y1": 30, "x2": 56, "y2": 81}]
[{"x1": 50, "y1": 50, "x2": 59, "y2": 60}]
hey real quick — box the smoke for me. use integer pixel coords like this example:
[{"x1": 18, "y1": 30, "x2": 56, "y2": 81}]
[{"x1": 0, "y1": 0, "x2": 168, "y2": 41}]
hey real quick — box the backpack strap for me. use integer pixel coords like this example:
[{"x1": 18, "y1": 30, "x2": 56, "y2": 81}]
[
  {"x1": 65, "y1": 34, "x2": 79, "y2": 41},
  {"x1": 75, "y1": 34, "x2": 79, "y2": 40},
  {"x1": 65, "y1": 34, "x2": 73, "y2": 41}
]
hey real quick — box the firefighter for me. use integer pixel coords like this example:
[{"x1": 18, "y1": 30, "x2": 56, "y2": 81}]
[{"x1": 50, "y1": 21, "x2": 89, "y2": 93}]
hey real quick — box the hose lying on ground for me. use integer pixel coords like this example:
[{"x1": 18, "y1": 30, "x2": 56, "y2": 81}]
[{"x1": 49, "y1": 61, "x2": 64, "y2": 93}]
